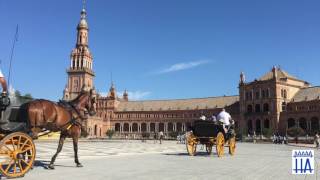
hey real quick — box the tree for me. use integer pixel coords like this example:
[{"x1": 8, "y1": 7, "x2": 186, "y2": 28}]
[
  {"x1": 24, "y1": 93, "x2": 33, "y2": 99},
  {"x1": 262, "y1": 128, "x2": 273, "y2": 138},
  {"x1": 14, "y1": 90, "x2": 21, "y2": 97},
  {"x1": 287, "y1": 127, "x2": 306, "y2": 137},
  {"x1": 168, "y1": 131, "x2": 179, "y2": 139},
  {"x1": 106, "y1": 129, "x2": 115, "y2": 139}
]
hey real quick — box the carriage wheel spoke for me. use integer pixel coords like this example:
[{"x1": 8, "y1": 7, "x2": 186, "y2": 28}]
[
  {"x1": 21, "y1": 147, "x2": 33, "y2": 153},
  {"x1": 20, "y1": 139, "x2": 30, "y2": 151},
  {"x1": 18, "y1": 136, "x2": 22, "y2": 149},
  {"x1": 10, "y1": 138, "x2": 16, "y2": 151},
  {"x1": 20, "y1": 159, "x2": 30, "y2": 166},
  {"x1": 13, "y1": 160, "x2": 17, "y2": 173},
  {"x1": 18, "y1": 160, "x2": 24, "y2": 172},
  {"x1": 3, "y1": 144, "x2": 13, "y2": 153},
  {"x1": 4, "y1": 159, "x2": 14, "y2": 173}
]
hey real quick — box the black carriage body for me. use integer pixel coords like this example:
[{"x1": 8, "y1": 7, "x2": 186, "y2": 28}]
[
  {"x1": 0, "y1": 104, "x2": 29, "y2": 134},
  {"x1": 190, "y1": 120, "x2": 234, "y2": 143}
]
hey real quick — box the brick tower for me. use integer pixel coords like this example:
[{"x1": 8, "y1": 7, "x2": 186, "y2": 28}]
[{"x1": 63, "y1": 6, "x2": 95, "y2": 100}]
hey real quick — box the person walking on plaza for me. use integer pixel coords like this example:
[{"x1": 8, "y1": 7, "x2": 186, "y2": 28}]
[
  {"x1": 153, "y1": 132, "x2": 157, "y2": 144},
  {"x1": 159, "y1": 131, "x2": 164, "y2": 144},
  {"x1": 314, "y1": 132, "x2": 319, "y2": 148},
  {"x1": 253, "y1": 131, "x2": 257, "y2": 144}
]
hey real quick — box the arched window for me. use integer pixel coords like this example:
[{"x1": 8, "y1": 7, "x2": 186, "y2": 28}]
[
  {"x1": 94, "y1": 125, "x2": 97, "y2": 136},
  {"x1": 168, "y1": 123, "x2": 173, "y2": 132},
  {"x1": 159, "y1": 123, "x2": 164, "y2": 132},
  {"x1": 299, "y1": 118, "x2": 307, "y2": 131},
  {"x1": 123, "y1": 123, "x2": 129, "y2": 132},
  {"x1": 287, "y1": 118, "x2": 295, "y2": 128},
  {"x1": 141, "y1": 123, "x2": 147, "y2": 132},
  {"x1": 115, "y1": 123, "x2": 120, "y2": 132},
  {"x1": 177, "y1": 123, "x2": 182, "y2": 132},
  {"x1": 282, "y1": 102, "x2": 287, "y2": 111},
  {"x1": 247, "y1": 105, "x2": 253, "y2": 113},
  {"x1": 186, "y1": 122, "x2": 191, "y2": 131},
  {"x1": 150, "y1": 123, "x2": 155, "y2": 132},
  {"x1": 255, "y1": 104, "x2": 261, "y2": 113},
  {"x1": 247, "y1": 119, "x2": 253, "y2": 134},
  {"x1": 263, "y1": 103, "x2": 269, "y2": 112},
  {"x1": 264, "y1": 119, "x2": 270, "y2": 129},
  {"x1": 132, "y1": 123, "x2": 138, "y2": 132},
  {"x1": 255, "y1": 91, "x2": 260, "y2": 99},
  {"x1": 311, "y1": 117, "x2": 319, "y2": 133},
  {"x1": 256, "y1": 119, "x2": 261, "y2": 134}
]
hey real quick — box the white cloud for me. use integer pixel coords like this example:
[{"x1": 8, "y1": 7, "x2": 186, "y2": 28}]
[
  {"x1": 156, "y1": 60, "x2": 211, "y2": 74},
  {"x1": 119, "y1": 91, "x2": 151, "y2": 100},
  {"x1": 99, "y1": 90, "x2": 151, "y2": 100}
]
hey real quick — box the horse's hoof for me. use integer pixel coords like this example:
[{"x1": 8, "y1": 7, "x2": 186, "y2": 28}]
[
  {"x1": 48, "y1": 164, "x2": 55, "y2": 169},
  {"x1": 76, "y1": 163, "x2": 83, "y2": 168}
]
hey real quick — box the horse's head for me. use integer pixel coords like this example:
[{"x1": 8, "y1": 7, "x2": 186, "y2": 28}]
[
  {"x1": 74, "y1": 89, "x2": 96, "y2": 117},
  {"x1": 86, "y1": 89, "x2": 97, "y2": 116}
]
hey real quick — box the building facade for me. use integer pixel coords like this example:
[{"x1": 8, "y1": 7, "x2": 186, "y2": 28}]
[{"x1": 63, "y1": 7, "x2": 320, "y2": 138}]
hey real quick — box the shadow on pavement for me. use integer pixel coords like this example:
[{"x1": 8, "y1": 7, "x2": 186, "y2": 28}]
[
  {"x1": 163, "y1": 152, "x2": 215, "y2": 157},
  {"x1": 34, "y1": 160, "x2": 78, "y2": 169}
]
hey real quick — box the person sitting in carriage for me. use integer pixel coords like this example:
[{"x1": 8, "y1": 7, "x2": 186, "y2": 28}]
[
  {"x1": 199, "y1": 114, "x2": 206, "y2": 121},
  {"x1": 217, "y1": 108, "x2": 233, "y2": 133}
]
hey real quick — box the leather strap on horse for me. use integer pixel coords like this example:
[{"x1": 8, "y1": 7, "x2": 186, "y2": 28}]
[{"x1": 57, "y1": 99, "x2": 85, "y2": 130}]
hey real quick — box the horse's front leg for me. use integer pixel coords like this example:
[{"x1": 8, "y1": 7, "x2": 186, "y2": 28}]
[
  {"x1": 73, "y1": 132, "x2": 83, "y2": 167},
  {"x1": 48, "y1": 133, "x2": 66, "y2": 169}
]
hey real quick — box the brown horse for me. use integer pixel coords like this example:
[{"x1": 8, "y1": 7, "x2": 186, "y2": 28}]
[{"x1": 17, "y1": 90, "x2": 96, "y2": 169}]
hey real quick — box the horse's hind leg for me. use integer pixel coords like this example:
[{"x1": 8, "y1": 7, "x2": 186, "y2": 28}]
[
  {"x1": 48, "y1": 133, "x2": 66, "y2": 169},
  {"x1": 73, "y1": 135, "x2": 83, "y2": 167}
]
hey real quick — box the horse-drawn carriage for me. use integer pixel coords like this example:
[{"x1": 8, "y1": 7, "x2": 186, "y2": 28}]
[
  {"x1": 185, "y1": 120, "x2": 236, "y2": 157},
  {"x1": 0, "y1": 89, "x2": 96, "y2": 178}
]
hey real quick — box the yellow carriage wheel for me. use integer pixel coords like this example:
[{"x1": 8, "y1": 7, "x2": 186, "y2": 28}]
[
  {"x1": 0, "y1": 132, "x2": 36, "y2": 178},
  {"x1": 216, "y1": 132, "x2": 225, "y2": 157},
  {"x1": 228, "y1": 136, "x2": 236, "y2": 155},
  {"x1": 186, "y1": 133, "x2": 197, "y2": 156}
]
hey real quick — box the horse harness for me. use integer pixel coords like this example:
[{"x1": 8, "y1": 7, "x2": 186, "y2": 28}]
[{"x1": 58, "y1": 100, "x2": 85, "y2": 130}]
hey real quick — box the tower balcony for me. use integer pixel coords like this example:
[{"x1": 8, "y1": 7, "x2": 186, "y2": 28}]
[{"x1": 66, "y1": 67, "x2": 95, "y2": 76}]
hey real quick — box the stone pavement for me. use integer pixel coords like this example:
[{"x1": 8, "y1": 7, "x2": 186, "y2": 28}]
[{"x1": 11, "y1": 140, "x2": 320, "y2": 180}]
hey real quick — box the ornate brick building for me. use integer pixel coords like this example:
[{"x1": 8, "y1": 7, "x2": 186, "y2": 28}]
[{"x1": 63, "y1": 7, "x2": 320, "y2": 138}]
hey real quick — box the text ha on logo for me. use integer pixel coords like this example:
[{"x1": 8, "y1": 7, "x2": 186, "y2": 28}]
[{"x1": 292, "y1": 150, "x2": 314, "y2": 175}]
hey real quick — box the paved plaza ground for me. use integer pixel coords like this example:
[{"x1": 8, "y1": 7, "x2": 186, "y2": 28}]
[{"x1": 11, "y1": 140, "x2": 320, "y2": 180}]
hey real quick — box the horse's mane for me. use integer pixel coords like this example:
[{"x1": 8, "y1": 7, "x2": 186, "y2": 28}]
[{"x1": 70, "y1": 91, "x2": 89, "y2": 104}]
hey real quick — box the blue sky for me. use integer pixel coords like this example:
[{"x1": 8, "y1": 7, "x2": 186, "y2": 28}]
[{"x1": 0, "y1": 0, "x2": 320, "y2": 101}]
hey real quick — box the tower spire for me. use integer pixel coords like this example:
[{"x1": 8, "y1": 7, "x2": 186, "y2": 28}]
[{"x1": 82, "y1": 0, "x2": 86, "y2": 10}]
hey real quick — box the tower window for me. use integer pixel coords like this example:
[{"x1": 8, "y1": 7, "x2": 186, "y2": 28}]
[
  {"x1": 255, "y1": 91, "x2": 260, "y2": 99},
  {"x1": 255, "y1": 104, "x2": 261, "y2": 113}
]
